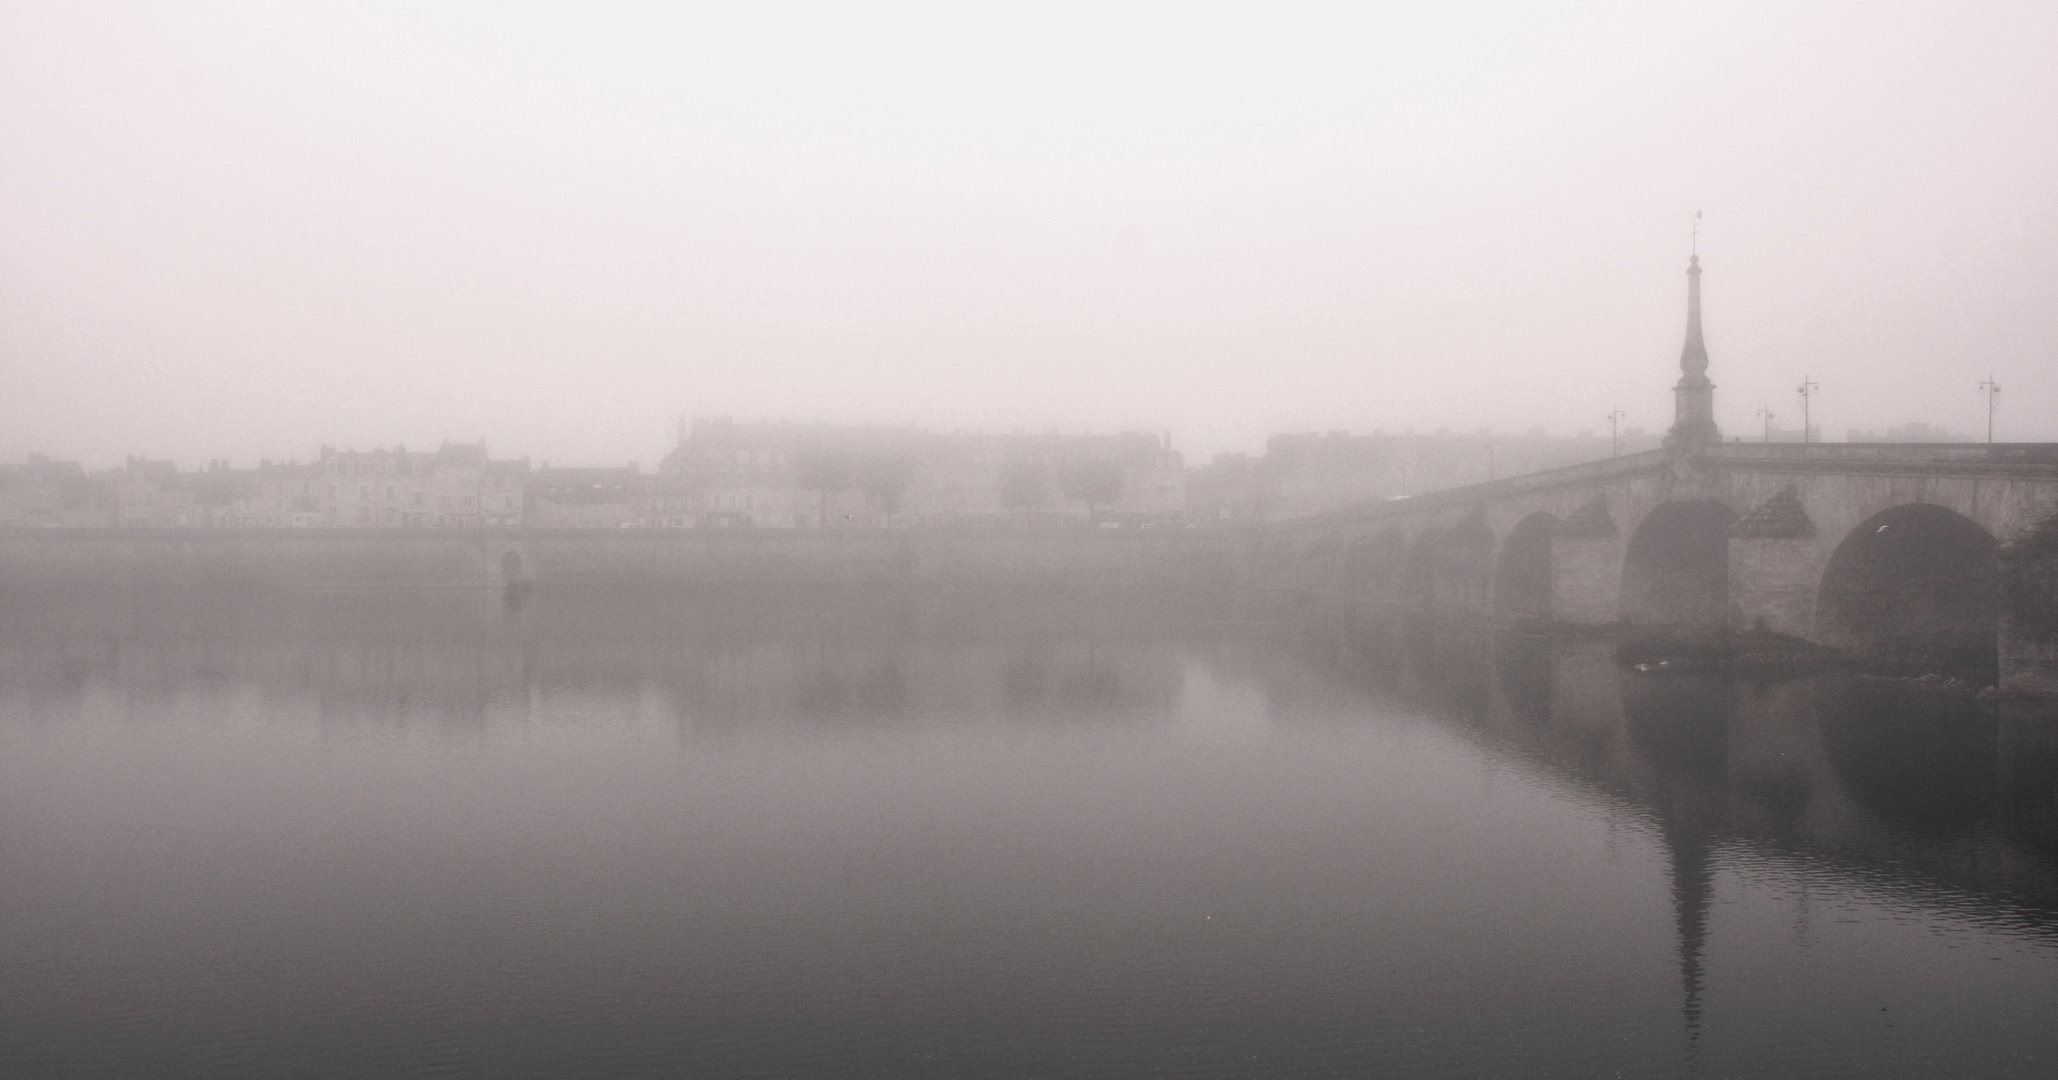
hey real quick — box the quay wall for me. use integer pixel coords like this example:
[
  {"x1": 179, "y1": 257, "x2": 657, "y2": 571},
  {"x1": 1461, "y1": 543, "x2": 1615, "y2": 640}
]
[{"x1": 0, "y1": 527, "x2": 1239, "y2": 595}]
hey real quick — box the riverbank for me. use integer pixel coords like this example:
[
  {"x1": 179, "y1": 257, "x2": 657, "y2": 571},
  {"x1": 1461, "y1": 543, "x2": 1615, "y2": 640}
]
[{"x1": 0, "y1": 526, "x2": 1239, "y2": 594}]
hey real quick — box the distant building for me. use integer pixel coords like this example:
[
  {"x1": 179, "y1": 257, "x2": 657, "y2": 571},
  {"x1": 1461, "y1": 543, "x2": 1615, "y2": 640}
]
[
  {"x1": 235, "y1": 461, "x2": 325, "y2": 527},
  {"x1": 664, "y1": 419, "x2": 822, "y2": 528},
  {"x1": 480, "y1": 456, "x2": 529, "y2": 528},
  {"x1": 1846, "y1": 423, "x2": 1973, "y2": 443},
  {"x1": 184, "y1": 460, "x2": 262, "y2": 527},
  {"x1": 1183, "y1": 452, "x2": 1265, "y2": 527},
  {"x1": 640, "y1": 475, "x2": 704, "y2": 529},
  {"x1": 659, "y1": 418, "x2": 1185, "y2": 528},
  {"x1": 312, "y1": 442, "x2": 530, "y2": 528},
  {"x1": 316, "y1": 446, "x2": 429, "y2": 527},
  {"x1": 527, "y1": 465, "x2": 646, "y2": 529},
  {"x1": 113, "y1": 457, "x2": 198, "y2": 528},
  {"x1": 3, "y1": 423, "x2": 1189, "y2": 531},
  {"x1": 0, "y1": 454, "x2": 114, "y2": 528}
]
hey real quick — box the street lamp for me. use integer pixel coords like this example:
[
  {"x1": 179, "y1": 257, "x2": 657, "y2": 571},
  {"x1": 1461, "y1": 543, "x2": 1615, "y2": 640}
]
[
  {"x1": 1796, "y1": 376, "x2": 1819, "y2": 444},
  {"x1": 1979, "y1": 377, "x2": 2002, "y2": 444}
]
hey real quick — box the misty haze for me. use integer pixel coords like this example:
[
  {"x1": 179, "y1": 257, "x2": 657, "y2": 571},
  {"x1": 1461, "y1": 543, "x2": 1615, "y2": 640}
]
[{"x1": 4, "y1": 3, "x2": 2058, "y2": 1078}]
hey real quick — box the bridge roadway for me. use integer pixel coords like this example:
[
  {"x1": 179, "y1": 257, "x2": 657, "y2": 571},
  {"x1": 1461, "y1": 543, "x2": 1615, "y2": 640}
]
[{"x1": 1254, "y1": 441, "x2": 2058, "y2": 693}]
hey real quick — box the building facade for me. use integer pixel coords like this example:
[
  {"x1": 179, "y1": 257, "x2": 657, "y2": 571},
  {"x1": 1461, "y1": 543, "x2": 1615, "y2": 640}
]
[{"x1": 660, "y1": 419, "x2": 1185, "y2": 528}]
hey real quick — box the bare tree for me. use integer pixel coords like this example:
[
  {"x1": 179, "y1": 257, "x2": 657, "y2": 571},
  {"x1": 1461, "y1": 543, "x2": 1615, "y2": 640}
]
[{"x1": 1059, "y1": 459, "x2": 1123, "y2": 524}]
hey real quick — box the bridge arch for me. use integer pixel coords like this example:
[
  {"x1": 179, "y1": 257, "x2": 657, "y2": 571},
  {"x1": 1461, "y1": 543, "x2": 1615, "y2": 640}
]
[
  {"x1": 1299, "y1": 533, "x2": 1346, "y2": 593},
  {"x1": 1254, "y1": 538, "x2": 1293, "y2": 588},
  {"x1": 1405, "y1": 518, "x2": 1495, "y2": 610},
  {"x1": 1494, "y1": 512, "x2": 1557, "y2": 620},
  {"x1": 1404, "y1": 530, "x2": 1440, "y2": 607},
  {"x1": 1620, "y1": 501, "x2": 1738, "y2": 626},
  {"x1": 1345, "y1": 529, "x2": 1405, "y2": 599},
  {"x1": 1816, "y1": 676, "x2": 1998, "y2": 832},
  {"x1": 1816, "y1": 503, "x2": 1998, "y2": 680},
  {"x1": 1494, "y1": 631, "x2": 1554, "y2": 728}
]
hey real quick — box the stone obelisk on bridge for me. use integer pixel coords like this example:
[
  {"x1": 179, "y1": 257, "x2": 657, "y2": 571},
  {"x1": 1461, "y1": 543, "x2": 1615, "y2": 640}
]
[{"x1": 1666, "y1": 254, "x2": 1720, "y2": 449}]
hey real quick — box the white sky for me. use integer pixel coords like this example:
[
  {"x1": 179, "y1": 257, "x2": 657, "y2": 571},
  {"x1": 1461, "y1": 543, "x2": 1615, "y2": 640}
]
[{"x1": 2, "y1": 0, "x2": 2054, "y2": 467}]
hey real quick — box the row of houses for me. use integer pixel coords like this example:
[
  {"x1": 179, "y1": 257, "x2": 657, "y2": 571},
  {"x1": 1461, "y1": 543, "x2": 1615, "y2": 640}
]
[
  {"x1": 0, "y1": 423, "x2": 1188, "y2": 530},
  {"x1": 0, "y1": 443, "x2": 532, "y2": 530},
  {"x1": 660, "y1": 419, "x2": 1184, "y2": 529}
]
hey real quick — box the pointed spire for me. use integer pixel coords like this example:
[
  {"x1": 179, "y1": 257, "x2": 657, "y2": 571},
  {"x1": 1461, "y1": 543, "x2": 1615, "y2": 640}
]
[
  {"x1": 1667, "y1": 252, "x2": 1720, "y2": 450},
  {"x1": 1680, "y1": 255, "x2": 1708, "y2": 378},
  {"x1": 1663, "y1": 800, "x2": 1714, "y2": 1058}
]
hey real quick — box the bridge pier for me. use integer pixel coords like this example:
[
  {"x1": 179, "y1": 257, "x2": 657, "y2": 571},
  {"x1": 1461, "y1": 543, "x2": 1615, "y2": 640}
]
[
  {"x1": 1729, "y1": 536, "x2": 1821, "y2": 637},
  {"x1": 1999, "y1": 524, "x2": 2058, "y2": 695},
  {"x1": 1727, "y1": 487, "x2": 1821, "y2": 638},
  {"x1": 1550, "y1": 499, "x2": 1621, "y2": 626}
]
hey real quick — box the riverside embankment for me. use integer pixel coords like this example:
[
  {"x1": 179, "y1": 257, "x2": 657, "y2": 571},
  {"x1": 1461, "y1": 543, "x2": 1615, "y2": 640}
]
[{"x1": 0, "y1": 527, "x2": 1242, "y2": 595}]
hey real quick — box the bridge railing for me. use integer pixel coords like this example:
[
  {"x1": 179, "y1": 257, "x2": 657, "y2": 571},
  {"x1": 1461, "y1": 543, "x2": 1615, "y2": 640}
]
[
  {"x1": 1267, "y1": 442, "x2": 2058, "y2": 536},
  {"x1": 1697, "y1": 442, "x2": 2058, "y2": 478},
  {"x1": 1268, "y1": 449, "x2": 1669, "y2": 534}
]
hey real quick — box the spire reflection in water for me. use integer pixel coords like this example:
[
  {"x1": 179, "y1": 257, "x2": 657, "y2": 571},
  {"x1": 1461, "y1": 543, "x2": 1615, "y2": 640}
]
[{"x1": 1, "y1": 587, "x2": 2054, "y2": 1078}]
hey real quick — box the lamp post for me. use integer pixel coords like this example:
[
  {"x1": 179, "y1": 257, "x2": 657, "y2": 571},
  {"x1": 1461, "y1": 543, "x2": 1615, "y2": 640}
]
[
  {"x1": 1607, "y1": 407, "x2": 1624, "y2": 457},
  {"x1": 1980, "y1": 377, "x2": 2002, "y2": 444},
  {"x1": 1757, "y1": 405, "x2": 1775, "y2": 443},
  {"x1": 1796, "y1": 376, "x2": 1818, "y2": 444}
]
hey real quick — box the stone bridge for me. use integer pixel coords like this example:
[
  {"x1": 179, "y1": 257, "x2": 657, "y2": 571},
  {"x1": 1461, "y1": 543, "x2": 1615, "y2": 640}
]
[
  {"x1": 1256, "y1": 254, "x2": 2058, "y2": 693},
  {"x1": 1256, "y1": 442, "x2": 2058, "y2": 690}
]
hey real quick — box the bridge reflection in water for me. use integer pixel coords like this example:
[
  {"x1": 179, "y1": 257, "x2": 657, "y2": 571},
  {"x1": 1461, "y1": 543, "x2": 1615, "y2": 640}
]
[
  {"x1": 1303, "y1": 602, "x2": 2058, "y2": 1049},
  {"x1": 4, "y1": 586, "x2": 2056, "y2": 1074},
  {"x1": 8, "y1": 589, "x2": 2055, "y2": 895},
  {"x1": 13, "y1": 589, "x2": 2056, "y2": 910}
]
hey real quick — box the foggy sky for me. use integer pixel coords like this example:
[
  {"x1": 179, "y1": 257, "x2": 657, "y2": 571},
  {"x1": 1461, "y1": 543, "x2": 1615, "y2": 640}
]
[{"x1": 3, "y1": 0, "x2": 2054, "y2": 469}]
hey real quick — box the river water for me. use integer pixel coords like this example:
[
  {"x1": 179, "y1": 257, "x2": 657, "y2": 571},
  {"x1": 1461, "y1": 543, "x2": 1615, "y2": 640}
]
[{"x1": 2, "y1": 586, "x2": 2054, "y2": 1078}]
